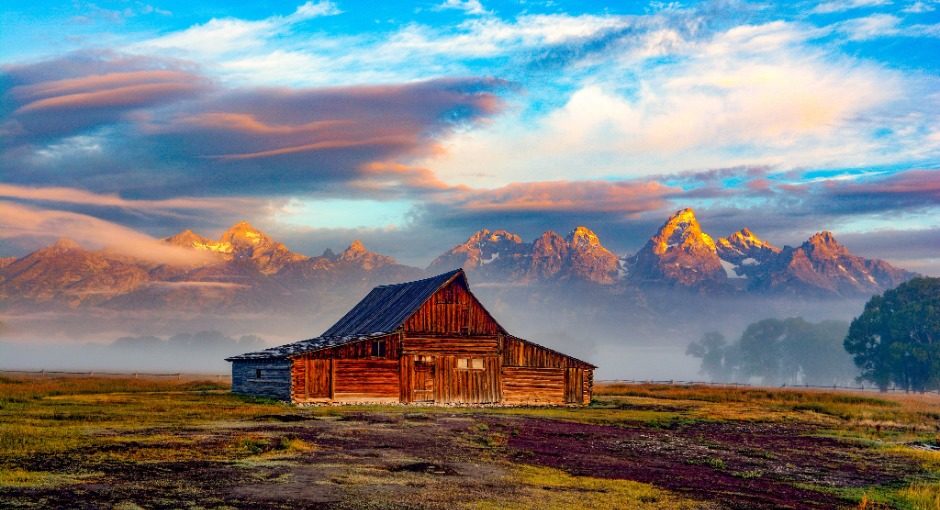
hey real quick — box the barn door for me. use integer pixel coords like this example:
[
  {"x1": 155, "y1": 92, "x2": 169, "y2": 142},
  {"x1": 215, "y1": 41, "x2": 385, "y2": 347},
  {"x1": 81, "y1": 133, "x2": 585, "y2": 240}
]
[
  {"x1": 411, "y1": 355, "x2": 435, "y2": 402},
  {"x1": 565, "y1": 368, "x2": 583, "y2": 404},
  {"x1": 306, "y1": 359, "x2": 332, "y2": 399}
]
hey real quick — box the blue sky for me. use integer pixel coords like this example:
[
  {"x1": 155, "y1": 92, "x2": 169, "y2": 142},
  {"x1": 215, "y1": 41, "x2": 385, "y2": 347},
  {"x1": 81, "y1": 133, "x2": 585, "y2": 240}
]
[{"x1": 1, "y1": 0, "x2": 938, "y2": 272}]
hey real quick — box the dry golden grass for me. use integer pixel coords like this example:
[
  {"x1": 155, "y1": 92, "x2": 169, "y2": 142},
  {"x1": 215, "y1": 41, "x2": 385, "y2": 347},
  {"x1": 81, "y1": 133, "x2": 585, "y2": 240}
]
[
  {"x1": 2, "y1": 375, "x2": 939, "y2": 509},
  {"x1": 468, "y1": 464, "x2": 705, "y2": 510}
]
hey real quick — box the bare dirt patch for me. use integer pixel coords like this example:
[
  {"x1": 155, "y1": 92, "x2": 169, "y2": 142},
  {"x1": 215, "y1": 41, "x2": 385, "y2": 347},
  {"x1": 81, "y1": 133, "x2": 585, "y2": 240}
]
[{"x1": 492, "y1": 417, "x2": 922, "y2": 509}]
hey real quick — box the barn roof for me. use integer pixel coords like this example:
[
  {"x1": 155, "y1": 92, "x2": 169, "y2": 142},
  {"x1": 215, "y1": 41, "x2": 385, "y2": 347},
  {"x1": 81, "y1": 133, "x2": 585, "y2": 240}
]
[
  {"x1": 228, "y1": 269, "x2": 474, "y2": 361},
  {"x1": 321, "y1": 268, "x2": 466, "y2": 338}
]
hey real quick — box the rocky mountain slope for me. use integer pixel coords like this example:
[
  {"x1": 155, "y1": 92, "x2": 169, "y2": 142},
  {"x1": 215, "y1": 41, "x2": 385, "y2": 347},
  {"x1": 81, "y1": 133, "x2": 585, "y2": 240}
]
[
  {"x1": 0, "y1": 212, "x2": 916, "y2": 317},
  {"x1": 625, "y1": 208, "x2": 728, "y2": 289},
  {"x1": 622, "y1": 209, "x2": 914, "y2": 297},
  {"x1": 428, "y1": 226, "x2": 620, "y2": 284}
]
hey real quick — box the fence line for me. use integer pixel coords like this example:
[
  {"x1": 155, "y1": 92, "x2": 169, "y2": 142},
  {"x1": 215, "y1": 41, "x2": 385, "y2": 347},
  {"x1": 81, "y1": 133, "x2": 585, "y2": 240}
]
[
  {"x1": 0, "y1": 369, "x2": 228, "y2": 380},
  {"x1": 595, "y1": 379, "x2": 940, "y2": 394}
]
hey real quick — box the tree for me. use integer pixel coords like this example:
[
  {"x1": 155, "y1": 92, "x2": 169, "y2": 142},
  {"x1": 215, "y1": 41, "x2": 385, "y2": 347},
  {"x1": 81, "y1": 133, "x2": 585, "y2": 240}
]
[
  {"x1": 686, "y1": 332, "x2": 730, "y2": 381},
  {"x1": 687, "y1": 318, "x2": 855, "y2": 385},
  {"x1": 844, "y1": 277, "x2": 940, "y2": 392}
]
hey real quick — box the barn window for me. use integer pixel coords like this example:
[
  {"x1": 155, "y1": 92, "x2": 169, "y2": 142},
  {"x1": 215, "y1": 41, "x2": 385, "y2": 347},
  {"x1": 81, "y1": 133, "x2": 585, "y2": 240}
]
[
  {"x1": 371, "y1": 340, "x2": 387, "y2": 358},
  {"x1": 456, "y1": 358, "x2": 484, "y2": 370},
  {"x1": 255, "y1": 369, "x2": 262, "y2": 378}
]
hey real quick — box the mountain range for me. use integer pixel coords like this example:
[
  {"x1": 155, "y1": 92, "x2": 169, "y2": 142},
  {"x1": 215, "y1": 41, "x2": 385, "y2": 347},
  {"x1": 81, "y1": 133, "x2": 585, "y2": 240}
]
[
  {"x1": 0, "y1": 209, "x2": 915, "y2": 342},
  {"x1": 0, "y1": 209, "x2": 915, "y2": 321}
]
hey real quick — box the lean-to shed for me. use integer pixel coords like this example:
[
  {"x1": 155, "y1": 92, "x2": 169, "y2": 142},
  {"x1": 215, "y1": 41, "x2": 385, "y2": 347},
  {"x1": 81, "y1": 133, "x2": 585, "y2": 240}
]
[{"x1": 227, "y1": 269, "x2": 595, "y2": 405}]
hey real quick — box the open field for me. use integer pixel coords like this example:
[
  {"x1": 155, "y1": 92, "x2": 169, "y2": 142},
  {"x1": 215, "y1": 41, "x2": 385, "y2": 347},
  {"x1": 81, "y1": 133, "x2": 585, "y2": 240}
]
[{"x1": 1, "y1": 376, "x2": 939, "y2": 509}]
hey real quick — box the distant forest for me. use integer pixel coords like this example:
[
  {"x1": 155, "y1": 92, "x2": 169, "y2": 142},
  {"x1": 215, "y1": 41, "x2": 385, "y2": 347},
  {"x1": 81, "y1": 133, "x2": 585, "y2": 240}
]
[{"x1": 687, "y1": 318, "x2": 858, "y2": 386}]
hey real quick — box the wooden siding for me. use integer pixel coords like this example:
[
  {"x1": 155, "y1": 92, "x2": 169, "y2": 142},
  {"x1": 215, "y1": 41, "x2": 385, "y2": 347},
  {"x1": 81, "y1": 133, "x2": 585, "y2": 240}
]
[
  {"x1": 403, "y1": 279, "x2": 502, "y2": 336},
  {"x1": 291, "y1": 358, "x2": 331, "y2": 401},
  {"x1": 501, "y1": 366, "x2": 565, "y2": 404},
  {"x1": 402, "y1": 336, "x2": 500, "y2": 355},
  {"x1": 332, "y1": 359, "x2": 400, "y2": 401},
  {"x1": 582, "y1": 369, "x2": 594, "y2": 404},
  {"x1": 231, "y1": 359, "x2": 291, "y2": 401},
  {"x1": 434, "y1": 355, "x2": 501, "y2": 404},
  {"x1": 303, "y1": 335, "x2": 399, "y2": 360},
  {"x1": 503, "y1": 336, "x2": 593, "y2": 369}
]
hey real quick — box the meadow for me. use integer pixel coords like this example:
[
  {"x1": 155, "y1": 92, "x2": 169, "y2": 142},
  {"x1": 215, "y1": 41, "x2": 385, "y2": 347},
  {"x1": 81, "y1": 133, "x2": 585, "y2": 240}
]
[{"x1": 1, "y1": 375, "x2": 939, "y2": 509}]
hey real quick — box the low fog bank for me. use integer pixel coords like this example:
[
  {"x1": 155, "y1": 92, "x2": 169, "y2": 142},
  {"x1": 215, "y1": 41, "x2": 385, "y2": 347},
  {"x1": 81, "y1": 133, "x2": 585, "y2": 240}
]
[
  {"x1": 0, "y1": 331, "x2": 271, "y2": 373},
  {"x1": 0, "y1": 287, "x2": 871, "y2": 381}
]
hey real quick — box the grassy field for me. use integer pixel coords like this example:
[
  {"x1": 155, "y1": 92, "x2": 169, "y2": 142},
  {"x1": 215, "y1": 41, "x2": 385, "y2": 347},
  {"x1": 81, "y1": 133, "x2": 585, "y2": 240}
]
[{"x1": 1, "y1": 376, "x2": 939, "y2": 509}]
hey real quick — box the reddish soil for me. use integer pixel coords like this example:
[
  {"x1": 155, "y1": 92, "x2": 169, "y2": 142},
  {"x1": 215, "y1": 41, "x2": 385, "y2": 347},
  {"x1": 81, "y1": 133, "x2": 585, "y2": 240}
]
[
  {"x1": 0, "y1": 413, "x2": 923, "y2": 509},
  {"x1": 491, "y1": 417, "x2": 918, "y2": 510}
]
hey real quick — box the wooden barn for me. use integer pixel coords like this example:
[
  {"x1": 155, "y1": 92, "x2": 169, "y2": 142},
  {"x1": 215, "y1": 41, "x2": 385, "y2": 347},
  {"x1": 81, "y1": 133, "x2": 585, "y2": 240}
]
[{"x1": 226, "y1": 269, "x2": 595, "y2": 405}]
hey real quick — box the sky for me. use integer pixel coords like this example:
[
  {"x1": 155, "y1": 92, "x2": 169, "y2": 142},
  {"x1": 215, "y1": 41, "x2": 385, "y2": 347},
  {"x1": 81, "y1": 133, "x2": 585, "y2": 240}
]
[{"x1": 1, "y1": 0, "x2": 939, "y2": 273}]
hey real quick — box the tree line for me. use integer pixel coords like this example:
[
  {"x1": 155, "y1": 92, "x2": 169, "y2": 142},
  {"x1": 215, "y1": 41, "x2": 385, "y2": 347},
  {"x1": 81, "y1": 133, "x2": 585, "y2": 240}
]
[{"x1": 688, "y1": 277, "x2": 940, "y2": 392}]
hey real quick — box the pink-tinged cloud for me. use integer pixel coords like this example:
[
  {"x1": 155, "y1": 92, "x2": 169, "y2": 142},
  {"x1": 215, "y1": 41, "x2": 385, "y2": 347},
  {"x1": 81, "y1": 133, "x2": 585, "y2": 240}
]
[
  {"x1": 211, "y1": 135, "x2": 417, "y2": 161},
  {"x1": 0, "y1": 201, "x2": 214, "y2": 266},
  {"x1": 450, "y1": 180, "x2": 680, "y2": 214},
  {"x1": 0, "y1": 183, "x2": 247, "y2": 212},
  {"x1": 2, "y1": 52, "x2": 210, "y2": 139},
  {"x1": 173, "y1": 112, "x2": 350, "y2": 136},
  {"x1": 825, "y1": 169, "x2": 940, "y2": 198},
  {"x1": 3, "y1": 52, "x2": 508, "y2": 199},
  {"x1": 15, "y1": 82, "x2": 205, "y2": 114}
]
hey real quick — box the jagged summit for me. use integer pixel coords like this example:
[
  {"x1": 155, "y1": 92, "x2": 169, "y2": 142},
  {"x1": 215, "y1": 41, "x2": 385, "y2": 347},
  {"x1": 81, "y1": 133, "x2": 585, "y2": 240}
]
[
  {"x1": 656, "y1": 208, "x2": 717, "y2": 253},
  {"x1": 804, "y1": 231, "x2": 849, "y2": 256},
  {"x1": 221, "y1": 221, "x2": 268, "y2": 246},
  {"x1": 164, "y1": 221, "x2": 304, "y2": 274},
  {"x1": 716, "y1": 227, "x2": 780, "y2": 266},
  {"x1": 626, "y1": 208, "x2": 726, "y2": 288},
  {"x1": 567, "y1": 226, "x2": 601, "y2": 247},
  {"x1": 49, "y1": 238, "x2": 82, "y2": 251}
]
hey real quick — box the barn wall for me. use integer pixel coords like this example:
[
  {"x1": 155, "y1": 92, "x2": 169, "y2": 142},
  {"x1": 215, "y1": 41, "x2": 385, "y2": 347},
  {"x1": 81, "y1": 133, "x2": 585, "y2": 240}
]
[
  {"x1": 402, "y1": 336, "x2": 500, "y2": 355},
  {"x1": 582, "y1": 369, "x2": 594, "y2": 404},
  {"x1": 432, "y1": 355, "x2": 501, "y2": 404},
  {"x1": 501, "y1": 366, "x2": 566, "y2": 404},
  {"x1": 503, "y1": 336, "x2": 592, "y2": 369},
  {"x1": 403, "y1": 279, "x2": 502, "y2": 336},
  {"x1": 231, "y1": 359, "x2": 291, "y2": 401},
  {"x1": 332, "y1": 359, "x2": 400, "y2": 402},
  {"x1": 303, "y1": 335, "x2": 399, "y2": 360}
]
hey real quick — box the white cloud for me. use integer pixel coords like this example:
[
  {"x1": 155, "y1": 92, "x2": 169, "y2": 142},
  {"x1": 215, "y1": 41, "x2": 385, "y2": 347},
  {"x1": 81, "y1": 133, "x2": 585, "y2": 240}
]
[
  {"x1": 832, "y1": 14, "x2": 940, "y2": 40},
  {"x1": 415, "y1": 21, "x2": 933, "y2": 187},
  {"x1": 435, "y1": 0, "x2": 489, "y2": 16},
  {"x1": 834, "y1": 13, "x2": 901, "y2": 40},
  {"x1": 0, "y1": 201, "x2": 213, "y2": 266},
  {"x1": 902, "y1": 1, "x2": 936, "y2": 12},
  {"x1": 138, "y1": 1, "x2": 340, "y2": 57},
  {"x1": 810, "y1": 0, "x2": 892, "y2": 14}
]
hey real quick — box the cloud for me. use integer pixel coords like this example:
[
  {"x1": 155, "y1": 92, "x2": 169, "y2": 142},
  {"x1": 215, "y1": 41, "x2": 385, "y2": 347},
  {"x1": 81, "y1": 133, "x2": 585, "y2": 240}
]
[
  {"x1": 834, "y1": 13, "x2": 902, "y2": 40},
  {"x1": 419, "y1": 20, "x2": 917, "y2": 187},
  {"x1": 138, "y1": 1, "x2": 340, "y2": 58},
  {"x1": 814, "y1": 169, "x2": 940, "y2": 213},
  {"x1": 810, "y1": 0, "x2": 892, "y2": 14},
  {"x1": 902, "y1": 1, "x2": 936, "y2": 13},
  {"x1": 0, "y1": 183, "x2": 257, "y2": 221},
  {"x1": 435, "y1": 0, "x2": 490, "y2": 16},
  {"x1": 1, "y1": 52, "x2": 210, "y2": 140},
  {"x1": 0, "y1": 201, "x2": 213, "y2": 266},
  {"x1": 1, "y1": 52, "x2": 508, "y2": 199},
  {"x1": 447, "y1": 180, "x2": 679, "y2": 214}
]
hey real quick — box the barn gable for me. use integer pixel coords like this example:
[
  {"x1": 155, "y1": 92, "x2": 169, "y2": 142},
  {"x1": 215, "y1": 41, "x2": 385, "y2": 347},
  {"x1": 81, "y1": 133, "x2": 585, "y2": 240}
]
[{"x1": 321, "y1": 268, "x2": 505, "y2": 338}]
